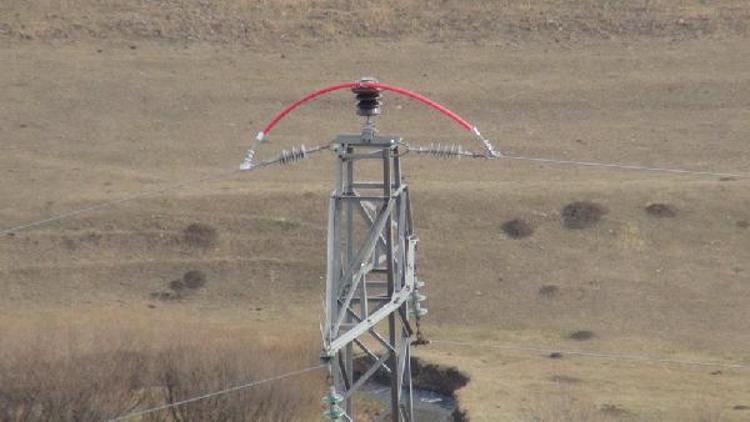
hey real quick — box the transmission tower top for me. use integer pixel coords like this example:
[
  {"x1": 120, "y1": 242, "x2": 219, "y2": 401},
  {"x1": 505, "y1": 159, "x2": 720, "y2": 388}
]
[{"x1": 238, "y1": 77, "x2": 500, "y2": 171}]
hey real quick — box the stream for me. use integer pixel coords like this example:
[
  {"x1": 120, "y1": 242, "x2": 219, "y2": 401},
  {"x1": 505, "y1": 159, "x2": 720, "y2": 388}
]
[{"x1": 362, "y1": 381, "x2": 456, "y2": 421}]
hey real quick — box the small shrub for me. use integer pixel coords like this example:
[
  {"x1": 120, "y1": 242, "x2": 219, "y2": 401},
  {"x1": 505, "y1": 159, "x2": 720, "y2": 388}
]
[
  {"x1": 169, "y1": 279, "x2": 185, "y2": 291},
  {"x1": 568, "y1": 330, "x2": 595, "y2": 341},
  {"x1": 560, "y1": 201, "x2": 607, "y2": 229},
  {"x1": 645, "y1": 203, "x2": 677, "y2": 218},
  {"x1": 600, "y1": 403, "x2": 630, "y2": 417},
  {"x1": 538, "y1": 285, "x2": 559, "y2": 298},
  {"x1": 502, "y1": 218, "x2": 534, "y2": 239},
  {"x1": 151, "y1": 290, "x2": 181, "y2": 301},
  {"x1": 183, "y1": 223, "x2": 218, "y2": 248},
  {"x1": 182, "y1": 270, "x2": 207, "y2": 289}
]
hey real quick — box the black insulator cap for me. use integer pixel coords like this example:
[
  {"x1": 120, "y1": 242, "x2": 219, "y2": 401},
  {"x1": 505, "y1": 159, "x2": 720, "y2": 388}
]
[{"x1": 352, "y1": 77, "x2": 382, "y2": 117}]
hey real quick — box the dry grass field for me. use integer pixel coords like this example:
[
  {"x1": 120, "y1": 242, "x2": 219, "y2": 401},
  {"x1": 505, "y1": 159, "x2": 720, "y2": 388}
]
[{"x1": 2, "y1": 1, "x2": 750, "y2": 420}]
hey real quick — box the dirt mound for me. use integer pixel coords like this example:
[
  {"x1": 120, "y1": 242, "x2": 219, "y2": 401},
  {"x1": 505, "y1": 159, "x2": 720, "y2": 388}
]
[
  {"x1": 501, "y1": 218, "x2": 533, "y2": 239},
  {"x1": 561, "y1": 201, "x2": 607, "y2": 229},
  {"x1": 645, "y1": 203, "x2": 677, "y2": 218}
]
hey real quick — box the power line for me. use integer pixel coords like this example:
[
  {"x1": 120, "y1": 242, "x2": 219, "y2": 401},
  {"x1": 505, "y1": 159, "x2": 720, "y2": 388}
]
[
  {"x1": 430, "y1": 339, "x2": 750, "y2": 370},
  {"x1": 0, "y1": 168, "x2": 243, "y2": 236},
  {"x1": 1, "y1": 144, "x2": 331, "y2": 237},
  {"x1": 501, "y1": 154, "x2": 749, "y2": 179},
  {"x1": 108, "y1": 364, "x2": 326, "y2": 421},
  {"x1": 2, "y1": 149, "x2": 746, "y2": 237}
]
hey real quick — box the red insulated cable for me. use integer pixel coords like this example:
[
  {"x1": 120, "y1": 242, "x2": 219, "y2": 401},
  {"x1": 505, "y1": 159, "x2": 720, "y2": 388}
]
[
  {"x1": 370, "y1": 82, "x2": 473, "y2": 131},
  {"x1": 259, "y1": 81, "x2": 473, "y2": 138}
]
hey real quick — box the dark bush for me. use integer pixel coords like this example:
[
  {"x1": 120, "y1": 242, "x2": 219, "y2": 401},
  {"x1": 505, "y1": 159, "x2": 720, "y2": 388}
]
[
  {"x1": 501, "y1": 218, "x2": 534, "y2": 239},
  {"x1": 568, "y1": 330, "x2": 595, "y2": 341},
  {"x1": 182, "y1": 270, "x2": 207, "y2": 289},
  {"x1": 645, "y1": 203, "x2": 677, "y2": 218},
  {"x1": 561, "y1": 201, "x2": 607, "y2": 229},
  {"x1": 538, "y1": 285, "x2": 559, "y2": 297},
  {"x1": 183, "y1": 223, "x2": 218, "y2": 248}
]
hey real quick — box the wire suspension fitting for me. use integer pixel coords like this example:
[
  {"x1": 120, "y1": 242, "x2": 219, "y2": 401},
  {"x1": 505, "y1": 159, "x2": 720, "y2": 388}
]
[
  {"x1": 472, "y1": 126, "x2": 501, "y2": 158},
  {"x1": 240, "y1": 131, "x2": 266, "y2": 170}
]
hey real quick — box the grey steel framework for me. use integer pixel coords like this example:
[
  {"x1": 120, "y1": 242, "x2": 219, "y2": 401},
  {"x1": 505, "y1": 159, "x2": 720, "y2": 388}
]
[{"x1": 320, "y1": 124, "x2": 426, "y2": 421}]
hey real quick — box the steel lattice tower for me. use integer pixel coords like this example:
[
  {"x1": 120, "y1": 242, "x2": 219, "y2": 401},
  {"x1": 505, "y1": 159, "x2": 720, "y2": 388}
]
[
  {"x1": 320, "y1": 78, "x2": 426, "y2": 422},
  {"x1": 239, "y1": 76, "x2": 497, "y2": 421}
]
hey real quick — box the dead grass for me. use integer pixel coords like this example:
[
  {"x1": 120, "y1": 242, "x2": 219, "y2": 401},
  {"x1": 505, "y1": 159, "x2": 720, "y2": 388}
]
[
  {"x1": 0, "y1": 323, "x2": 323, "y2": 421},
  {"x1": 2, "y1": 6, "x2": 750, "y2": 420},
  {"x1": 1, "y1": 0, "x2": 748, "y2": 46},
  {"x1": 523, "y1": 391, "x2": 615, "y2": 422}
]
